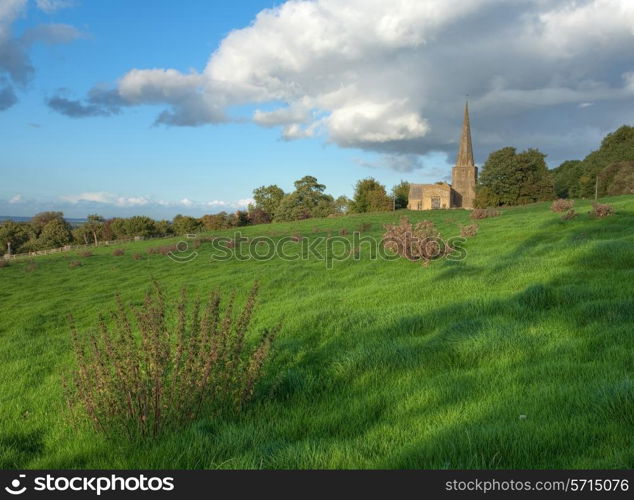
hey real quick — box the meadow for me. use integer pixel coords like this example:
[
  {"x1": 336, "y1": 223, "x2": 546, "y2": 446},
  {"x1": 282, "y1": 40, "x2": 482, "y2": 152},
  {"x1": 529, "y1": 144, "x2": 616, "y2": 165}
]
[{"x1": 1, "y1": 195, "x2": 633, "y2": 469}]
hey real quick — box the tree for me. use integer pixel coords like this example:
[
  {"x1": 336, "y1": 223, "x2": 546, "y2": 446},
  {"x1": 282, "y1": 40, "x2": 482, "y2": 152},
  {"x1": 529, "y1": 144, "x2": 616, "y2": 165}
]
[
  {"x1": 105, "y1": 218, "x2": 129, "y2": 240},
  {"x1": 172, "y1": 215, "x2": 203, "y2": 235},
  {"x1": 552, "y1": 125, "x2": 634, "y2": 199},
  {"x1": 227, "y1": 210, "x2": 250, "y2": 227},
  {"x1": 476, "y1": 147, "x2": 553, "y2": 206},
  {"x1": 31, "y1": 211, "x2": 65, "y2": 235},
  {"x1": 252, "y1": 185, "x2": 285, "y2": 220},
  {"x1": 83, "y1": 214, "x2": 105, "y2": 245},
  {"x1": 552, "y1": 160, "x2": 583, "y2": 198},
  {"x1": 351, "y1": 178, "x2": 392, "y2": 213},
  {"x1": 37, "y1": 218, "x2": 72, "y2": 248},
  {"x1": 125, "y1": 216, "x2": 158, "y2": 238},
  {"x1": 392, "y1": 181, "x2": 410, "y2": 209},
  {"x1": 578, "y1": 125, "x2": 634, "y2": 197},
  {"x1": 274, "y1": 176, "x2": 335, "y2": 221},
  {"x1": 0, "y1": 221, "x2": 32, "y2": 255},
  {"x1": 598, "y1": 161, "x2": 634, "y2": 196},
  {"x1": 155, "y1": 220, "x2": 174, "y2": 236},
  {"x1": 201, "y1": 212, "x2": 230, "y2": 230},
  {"x1": 247, "y1": 207, "x2": 272, "y2": 225},
  {"x1": 334, "y1": 195, "x2": 351, "y2": 214}
]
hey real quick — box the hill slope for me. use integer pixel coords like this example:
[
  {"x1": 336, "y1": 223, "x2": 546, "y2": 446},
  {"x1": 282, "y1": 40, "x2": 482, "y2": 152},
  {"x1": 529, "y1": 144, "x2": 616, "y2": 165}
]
[{"x1": 1, "y1": 196, "x2": 633, "y2": 469}]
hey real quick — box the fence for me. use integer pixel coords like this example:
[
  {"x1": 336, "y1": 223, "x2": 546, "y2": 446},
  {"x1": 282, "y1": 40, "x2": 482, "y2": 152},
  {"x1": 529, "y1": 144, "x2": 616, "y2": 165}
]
[{"x1": 2, "y1": 233, "x2": 196, "y2": 261}]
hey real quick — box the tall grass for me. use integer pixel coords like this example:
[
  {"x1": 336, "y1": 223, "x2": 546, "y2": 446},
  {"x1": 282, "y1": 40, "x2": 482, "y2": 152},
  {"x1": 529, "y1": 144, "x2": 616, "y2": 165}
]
[{"x1": 66, "y1": 282, "x2": 276, "y2": 439}]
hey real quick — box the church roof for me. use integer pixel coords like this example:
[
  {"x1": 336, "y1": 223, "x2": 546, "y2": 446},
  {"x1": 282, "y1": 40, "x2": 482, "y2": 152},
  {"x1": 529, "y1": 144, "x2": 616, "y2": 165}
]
[{"x1": 456, "y1": 101, "x2": 475, "y2": 167}]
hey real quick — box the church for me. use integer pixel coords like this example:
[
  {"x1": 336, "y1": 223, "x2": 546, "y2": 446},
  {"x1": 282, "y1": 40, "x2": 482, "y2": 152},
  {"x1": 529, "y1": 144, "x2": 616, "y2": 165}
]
[{"x1": 408, "y1": 102, "x2": 478, "y2": 210}]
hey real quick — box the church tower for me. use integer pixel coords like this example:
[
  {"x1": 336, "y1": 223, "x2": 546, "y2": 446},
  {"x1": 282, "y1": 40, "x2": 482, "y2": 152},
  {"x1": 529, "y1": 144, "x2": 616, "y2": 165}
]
[{"x1": 451, "y1": 101, "x2": 478, "y2": 209}]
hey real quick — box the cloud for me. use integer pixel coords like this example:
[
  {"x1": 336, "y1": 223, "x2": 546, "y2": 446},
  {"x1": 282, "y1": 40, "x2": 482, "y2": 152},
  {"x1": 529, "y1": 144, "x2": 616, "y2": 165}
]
[
  {"x1": 49, "y1": 0, "x2": 634, "y2": 165},
  {"x1": 46, "y1": 87, "x2": 123, "y2": 117},
  {"x1": 59, "y1": 192, "x2": 249, "y2": 213},
  {"x1": 36, "y1": 1, "x2": 77, "y2": 14},
  {"x1": 356, "y1": 153, "x2": 425, "y2": 172},
  {"x1": 0, "y1": 77, "x2": 17, "y2": 110},
  {"x1": 61, "y1": 191, "x2": 113, "y2": 204},
  {"x1": 8, "y1": 194, "x2": 23, "y2": 204},
  {"x1": 0, "y1": 0, "x2": 85, "y2": 111}
]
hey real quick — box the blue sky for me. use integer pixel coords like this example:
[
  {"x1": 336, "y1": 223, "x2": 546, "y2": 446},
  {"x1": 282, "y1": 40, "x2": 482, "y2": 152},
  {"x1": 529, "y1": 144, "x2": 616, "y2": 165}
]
[
  {"x1": 0, "y1": 0, "x2": 451, "y2": 218},
  {"x1": 1, "y1": 1, "x2": 633, "y2": 218}
]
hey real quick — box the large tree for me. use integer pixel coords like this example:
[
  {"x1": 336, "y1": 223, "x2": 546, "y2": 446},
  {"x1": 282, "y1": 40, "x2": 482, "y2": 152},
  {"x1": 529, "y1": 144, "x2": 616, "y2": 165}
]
[
  {"x1": 252, "y1": 185, "x2": 285, "y2": 220},
  {"x1": 351, "y1": 178, "x2": 392, "y2": 213},
  {"x1": 172, "y1": 215, "x2": 203, "y2": 235},
  {"x1": 0, "y1": 221, "x2": 32, "y2": 255},
  {"x1": 37, "y1": 218, "x2": 73, "y2": 248},
  {"x1": 476, "y1": 147, "x2": 554, "y2": 206},
  {"x1": 274, "y1": 176, "x2": 335, "y2": 221},
  {"x1": 392, "y1": 181, "x2": 410, "y2": 210}
]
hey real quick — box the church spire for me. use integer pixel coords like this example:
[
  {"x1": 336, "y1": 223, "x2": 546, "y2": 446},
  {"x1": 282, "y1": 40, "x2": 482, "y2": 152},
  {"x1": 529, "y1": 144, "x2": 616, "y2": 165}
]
[{"x1": 456, "y1": 100, "x2": 475, "y2": 167}]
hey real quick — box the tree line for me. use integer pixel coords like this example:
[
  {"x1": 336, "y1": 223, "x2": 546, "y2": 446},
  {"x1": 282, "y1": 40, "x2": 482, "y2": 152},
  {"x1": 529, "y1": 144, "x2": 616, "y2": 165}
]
[
  {"x1": 0, "y1": 176, "x2": 410, "y2": 256},
  {"x1": 475, "y1": 125, "x2": 634, "y2": 207}
]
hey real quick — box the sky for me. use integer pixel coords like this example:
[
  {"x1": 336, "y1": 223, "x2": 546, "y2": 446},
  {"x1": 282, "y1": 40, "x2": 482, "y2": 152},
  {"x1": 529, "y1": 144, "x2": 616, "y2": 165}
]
[{"x1": 1, "y1": 0, "x2": 633, "y2": 218}]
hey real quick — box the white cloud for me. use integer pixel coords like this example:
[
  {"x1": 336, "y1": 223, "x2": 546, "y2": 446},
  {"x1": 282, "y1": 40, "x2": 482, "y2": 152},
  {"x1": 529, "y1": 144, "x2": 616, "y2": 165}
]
[
  {"x1": 36, "y1": 0, "x2": 77, "y2": 14},
  {"x1": 49, "y1": 0, "x2": 634, "y2": 165},
  {"x1": 8, "y1": 194, "x2": 23, "y2": 203},
  {"x1": 59, "y1": 192, "x2": 250, "y2": 212},
  {"x1": 61, "y1": 191, "x2": 113, "y2": 204},
  {"x1": 237, "y1": 198, "x2": 254, "y2": 208},
  {"x1": 116, "y1": 196, "x2": 149, "y2": 207}
]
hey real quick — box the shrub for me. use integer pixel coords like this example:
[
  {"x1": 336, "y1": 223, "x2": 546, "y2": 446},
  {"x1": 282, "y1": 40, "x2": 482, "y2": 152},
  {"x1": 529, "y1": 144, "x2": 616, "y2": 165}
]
[
  {"x1": 132, "y1": 253, "x2": 143, "y2": 261},
  {"x1": 0, "y1": 259, "x2": 9, "y2": 268},
  {"x1": 382, "y1": 217, "x2": 450, "y2": 267},
  {"x1": 561, "y1": 209, "x2": 577, "y2": 221},
  {"x1": 65, "y1": 282, "x2": 276, "y2": 439},
  {"x1": 470, "y1": 207, "x2": 500, "y2": 220},
  {"x1": 68, "y1": 260, "x2": 82, "y2": 268},
  {"x1": 112, "y1": 249, "x2": 125, "y2": 256},
  {"x1": 551, "y1": 198, "x2": 575, "y2": 213},
  {"x1": 460, "y1": 224, "x2": 479, "y2": 238},
  {"x1": 339, "y1": 228, "x2": 349, "y2": 236},
  {"x1": 590, "y1": 202, "x2": 615, "y2": 218},
  {"x1": 358, "y1": 222, "x2": 373, "y2": 233},
  {"x1": 79, "y1": 250, "x2": 93, "y2": 258}
]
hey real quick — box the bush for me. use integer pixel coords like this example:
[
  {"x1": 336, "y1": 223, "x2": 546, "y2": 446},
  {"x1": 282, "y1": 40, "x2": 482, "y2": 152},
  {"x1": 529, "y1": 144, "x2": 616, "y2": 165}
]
[
  {"x1": 382, "y1": 217, "x2": 450, "y2": 267},
  {"x1": 65, "y1": 282, "x2": 277, "y2": 439},
  {"x1": 460, "y1": 224, "x2": 479, "y2": 238},
  {"x1": 590, "y1": 202, "x2": 615, "y2": 218},
  {"x1": 470, "y1": 207, "x2": 500, "y2": 220},
  {"x1": 551, "y1": 198, "x2": 575, "y2": 213},
  {"x1": 79, "y1": 250, "x2": 93, "y2": 258},
  {"x1": 561, "y1": 209, "x2": 577, "y2": 221},
  {"x1": 112, "y1": 249, "x2": 125, "y2": 256},
  {"x1": 68, "y1": 260, "x2": 82, "y2": 268}
]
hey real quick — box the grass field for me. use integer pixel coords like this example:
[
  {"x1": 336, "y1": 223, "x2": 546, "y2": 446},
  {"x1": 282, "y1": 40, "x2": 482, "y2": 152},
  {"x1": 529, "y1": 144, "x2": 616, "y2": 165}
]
[{"x1": 1, "y1": 196, "x2": 633, "y2": 469}]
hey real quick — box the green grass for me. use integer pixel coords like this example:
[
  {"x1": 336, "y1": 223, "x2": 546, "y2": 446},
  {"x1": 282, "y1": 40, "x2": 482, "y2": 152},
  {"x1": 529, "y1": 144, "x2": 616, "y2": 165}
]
[{"x1": 1, "y1": 196, "x2": 633, "y2": 469}]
